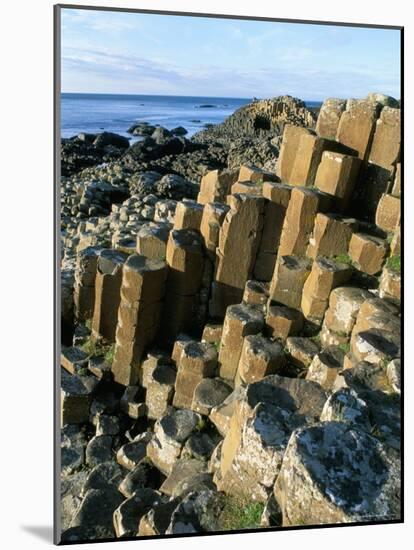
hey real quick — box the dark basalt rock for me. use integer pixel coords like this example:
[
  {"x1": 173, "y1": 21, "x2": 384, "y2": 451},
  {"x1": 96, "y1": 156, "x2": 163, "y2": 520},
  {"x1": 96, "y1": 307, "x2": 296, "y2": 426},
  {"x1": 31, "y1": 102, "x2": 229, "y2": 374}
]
[{"x1": 93, "y1": 131, "x2": 130, "y2": 149}]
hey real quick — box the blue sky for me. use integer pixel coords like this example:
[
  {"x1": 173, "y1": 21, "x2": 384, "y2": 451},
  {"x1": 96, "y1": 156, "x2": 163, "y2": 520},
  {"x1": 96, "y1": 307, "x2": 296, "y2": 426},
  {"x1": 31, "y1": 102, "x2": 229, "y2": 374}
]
[{"x1": 61, "y1": 8, "x2": 401, "y2": 100}]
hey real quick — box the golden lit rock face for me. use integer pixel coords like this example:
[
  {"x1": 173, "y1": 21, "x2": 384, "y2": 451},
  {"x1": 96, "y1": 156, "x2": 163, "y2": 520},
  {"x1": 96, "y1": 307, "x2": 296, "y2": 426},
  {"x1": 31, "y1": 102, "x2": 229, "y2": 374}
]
[
  {"x1": 277, "y1": 187, "x2": 331, "y2": 257},
  {"x1": 111, "y1": 254, "x2": 168, "y2": 386},
  {"x1": 369, "y1": 107, "x2": 401, "y2": 171},
  {"x1": 336, "y1": 99, "x2": 381, "y2": 160},
  {"x1": 316, "y1": 98, "x2": 346, "y2": 139},
  {"x1": 375, "y1": 193, "x2": 401, "y2": 233},
  {"x1": 348, "y1": 232, "x2": 388, "y2": 275}
]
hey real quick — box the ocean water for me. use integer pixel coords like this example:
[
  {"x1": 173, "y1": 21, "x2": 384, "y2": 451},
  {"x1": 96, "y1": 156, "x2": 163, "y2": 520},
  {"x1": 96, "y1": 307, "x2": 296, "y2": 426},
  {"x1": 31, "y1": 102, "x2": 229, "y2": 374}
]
[{"x1": 60, "y1": 93, "x2": 322, "y2": 140}]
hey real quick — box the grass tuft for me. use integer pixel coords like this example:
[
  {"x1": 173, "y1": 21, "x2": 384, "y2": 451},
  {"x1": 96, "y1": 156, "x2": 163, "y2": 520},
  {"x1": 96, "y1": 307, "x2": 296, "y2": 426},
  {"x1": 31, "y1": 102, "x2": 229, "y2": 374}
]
[
  {"x1": 338, "y1": 342, "x2": 350, "y2": 354},
  {"x1": 386, "y1": 255, "x2": 400, "y2": 273},
  {"x1": 81, "y1": 337, "x2": 115, "y2": 365},
  {"x1": 332, "y1": 253, "x2": 353, "y2": 266},
  {"x1": 218, "y1": 495, "x2": 265, "y2": 531}
]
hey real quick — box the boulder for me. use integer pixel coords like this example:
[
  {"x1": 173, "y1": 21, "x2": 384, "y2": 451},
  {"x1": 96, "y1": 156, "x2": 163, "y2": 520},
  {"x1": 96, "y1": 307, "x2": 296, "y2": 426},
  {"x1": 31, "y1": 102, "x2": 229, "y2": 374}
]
[
  {"x1": 166, "y1": 490, "x2": 223, "y2": 534},
  {"x1": 285, "y1": 337, "x2": 319, "y2": 374},
  {"x1": 113, "y1": 489, "x2": 163, "y2": 538},
  {"x1": 306, "y1": 346, "x2": 345, "y2": 391},
  {"x1": 93, "y1": 132, "x2": 129, "y2": 149},
  {"x1": 277, "y1": 124, "x2": 315, "y2": 182},
  {"x1": 242, "y1": 279, "x2": 269, "y2": 305},
  {"x1": 197, "y1": 168, "x2": 238, "y2": 204},
  {"x1": 200, "y1": 202, "x2": 229, "y2": 254},
  {"x1": 289, "y1": 133, "x2": 355, "y2": 187},
  {"x1": 81, "y1": 462, "x2": 124, "y2": 496},
  {"x1": 212, "y1": 194, "x2": 265, "y2": 316},
  {"x1": 274, "y1": 421, "x2": 400, "y2": 525},
  {"x1": 192, "y1": 378, "x2": 232, "y2": 416},
  {"x1": 61, "y1": 369, "x2": 92, "y2": 425},
  {"x1": 85, "y1": 435, "x2": 112, "y2": 467},
  {"x1": 147, "y1": 409, "x2": 202, "y2": 474},
  {"x1": 70, "y1": 487, "x2": 124, "y2": 535},
  {"x1": 116, "y1": 433, "x2": 153, "y2": 470},
  {"x1": 118, "y1": 460, "x2": 163, "y2": 498},
  {"x1": 173, "y1": 200, "x2": 204, "y2": 231}
]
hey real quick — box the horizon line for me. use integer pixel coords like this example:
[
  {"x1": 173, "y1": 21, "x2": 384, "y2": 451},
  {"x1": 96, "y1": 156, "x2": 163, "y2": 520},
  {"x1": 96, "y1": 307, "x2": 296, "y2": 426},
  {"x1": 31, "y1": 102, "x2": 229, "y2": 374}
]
[{"x1": 60, "y1": 91, "x2": 324, "y2": 102}]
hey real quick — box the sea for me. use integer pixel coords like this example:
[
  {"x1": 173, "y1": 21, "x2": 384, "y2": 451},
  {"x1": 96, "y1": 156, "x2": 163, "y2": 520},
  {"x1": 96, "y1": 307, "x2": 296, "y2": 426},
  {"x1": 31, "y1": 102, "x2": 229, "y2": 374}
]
[{"x1": 60, "y1": 93, "x2": 322, "y2": 141}]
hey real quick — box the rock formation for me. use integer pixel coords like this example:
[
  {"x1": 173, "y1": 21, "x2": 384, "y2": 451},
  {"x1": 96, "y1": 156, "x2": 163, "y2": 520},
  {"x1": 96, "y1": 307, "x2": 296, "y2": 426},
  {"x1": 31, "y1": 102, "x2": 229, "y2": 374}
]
[{"x1": 59, "y1": 92, "x2": 401, "y2": 541}]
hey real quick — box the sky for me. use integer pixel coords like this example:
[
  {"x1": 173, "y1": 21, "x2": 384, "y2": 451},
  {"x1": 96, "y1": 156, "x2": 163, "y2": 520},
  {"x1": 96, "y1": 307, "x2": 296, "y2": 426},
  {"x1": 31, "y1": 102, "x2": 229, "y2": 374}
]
[{"x1": 60, "y1": 8, "x2": 401, "y2": 101}]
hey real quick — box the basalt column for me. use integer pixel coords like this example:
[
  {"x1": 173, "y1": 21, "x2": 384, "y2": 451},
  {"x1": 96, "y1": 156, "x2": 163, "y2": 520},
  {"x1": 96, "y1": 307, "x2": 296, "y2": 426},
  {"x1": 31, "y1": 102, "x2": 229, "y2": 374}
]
[
  {"x1": 91, "y1": 249, "x2": 128, "y2": 342},
  {"x1": 73, "y1": 245, "x2": 102, "y2": 322},
  {"x1": 160, "y1": 229, "x2": 205, "y2": 342},
  {"x1": 210, "y1": 194, "x2": 264, "y2": 318},
  {"x1": 111, "y1": 255, "x2": 168, "y2": 386}
]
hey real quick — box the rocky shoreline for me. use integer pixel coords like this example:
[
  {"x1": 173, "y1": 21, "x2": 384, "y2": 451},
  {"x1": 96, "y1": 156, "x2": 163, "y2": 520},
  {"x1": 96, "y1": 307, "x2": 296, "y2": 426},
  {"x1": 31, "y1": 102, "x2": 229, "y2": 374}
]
[{"x1": 59, "y1": 93, "x2": 401, "y2": 542}]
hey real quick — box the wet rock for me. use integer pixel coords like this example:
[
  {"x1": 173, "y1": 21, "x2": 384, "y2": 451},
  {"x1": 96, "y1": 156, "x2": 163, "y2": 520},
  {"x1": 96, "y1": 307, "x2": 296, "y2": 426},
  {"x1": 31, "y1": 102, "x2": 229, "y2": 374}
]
[{"x1": 93, "y1": 132, "x2": 129, "y2": 149}]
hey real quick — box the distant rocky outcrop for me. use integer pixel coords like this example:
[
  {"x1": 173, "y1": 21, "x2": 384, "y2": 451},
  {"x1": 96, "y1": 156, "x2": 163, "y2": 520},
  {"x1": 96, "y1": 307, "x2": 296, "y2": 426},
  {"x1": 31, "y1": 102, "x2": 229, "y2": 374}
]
[{"x1": 193, "y1": 95, "x2": 316, "y2": 143}]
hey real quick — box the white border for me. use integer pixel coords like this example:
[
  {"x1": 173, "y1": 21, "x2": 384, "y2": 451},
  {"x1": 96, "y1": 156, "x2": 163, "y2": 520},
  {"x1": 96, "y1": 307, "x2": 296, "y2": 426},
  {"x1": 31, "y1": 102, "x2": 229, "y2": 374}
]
[{"x1": 1, "y1": 1, "x2": 411, "y2": 548}]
